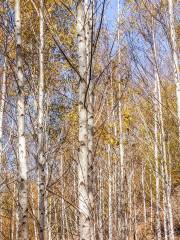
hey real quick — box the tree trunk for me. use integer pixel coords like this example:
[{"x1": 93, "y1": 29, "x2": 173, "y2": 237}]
[
  {"x1": 38, "y1": 0, "x2": 46, "y2": 239},
  {"x1": 0, "y1": 57, "x2": 6, "y2": 165},
  {"x1": 108, "y1": 144, "x2": 113, "y2": 240},
  {"x1": 0, "y1": 56, "x2": 7, "y2": 238},
  {"x1": 153, "y1": 27, "x2": 174, "y2": 240},
  {"x1": 77, "y1": 1, "x2": 91, "y2": 239},
  {"x1": 15, "y1": 0, "x2": 28, "y2": 238},
  {"x1": 154, "y1": 78, "x2": 161, "y2": 240},
  {"x1": 117, "y1": 2, "x2": 125, "y2": 238},
  {"x1": 168, "y1": 0, "x2": 180, "y2": 137},
  {"x1": 98, "y1": 166, "x2": 103, "y2": 240},
  {"x1": 31, "y1": 189, "x2": 38, "y2": 240},
  {"x1": 141, "y1": 162, "x2": 147, "y2": 226},
  {"x1": 85, "y1": 0, "x2": 95, "y2": 237},
  {"x1": 60, "y1": 155, "x2": 65, "y2": 240}
]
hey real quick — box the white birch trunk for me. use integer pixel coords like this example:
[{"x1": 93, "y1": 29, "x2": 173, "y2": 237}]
[
  {"x1": 127, "y1": 168, "x2": 133, "y2": 238},
  {"x1": 77, "y1": 1, "x2": 91, "y2": 239},
  {"x1": 48, "y1": 197, "x2": 52, "y2": 240},
  {"x1": 0, "y1": 57, "x2": 7, "y2": 237},
  {"x1": 32, "y1": 190, "x2": 38, "y2": 240},
  {"x1": 98, "y1": 166, "x2": 103, "y2": 240},
  {"x1": 73, "y1": 153, "x2": 78, "y2": 234},
  {"x1": 11, "y1": 184, "x2": 16, "y2": 240},
  {"x1": 168, "y1": 0, "x2": 180, "y2": 138},
  {"x1": 38, "y1": 0, "x2": 46, "y2": 239},
  {"x1": 153, "y1": 28, "x2": 174, "y2": 240},
  {"x1": 141, "y1": 163, "x2": 147, "y2": 226},
  {"x1": 150, "y1": 174, "x2": 153, "y2": 231},
  {"x1": 133, "y1": 193, "x2": 137, "y2": 240},
  {"x1": 15, "y1": 0, "x2": 28, "y2": 238},
  {"x1": 154, "y1": 79, "x2": 161, "y2": 240},
  {"x1": 0, "y1": 57, "x2": 6, "y2": 165},
  {"x1": 85, "y1": 1, "x2": 95, "y2": 237},
  {"x1": 54, "y1": 200, "x2": 59, "y2": 240},
  {"x1": 60, "y1": 156, "x2": 65, "y2": 240},
  {"x1": 162, "y1": 170, "x2": 168, "y2": 240},
  {"x1": 117, "y1": 2, "x2": 125, "y2": 238},
  {"x1": 108, "y1": 144, "x2": 113, "y2": 240}
]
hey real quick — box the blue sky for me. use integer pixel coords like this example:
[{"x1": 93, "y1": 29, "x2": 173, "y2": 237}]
[{"x1": 106, "y1": 0, "x2": 125, "y2": 31}]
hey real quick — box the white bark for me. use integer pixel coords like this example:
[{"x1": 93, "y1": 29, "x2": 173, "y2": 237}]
[
  {"x1": 98, "y1": 166, "x2": 103, "y2": 240},
  {"x1": 153, "y1": 27, "x2": 174, "y2": 240},
  {"x1": 77, "y1": 1, "x2": 91, "y2": 239},
  {"x1": 162, "y1": 170, "x2": 168, "y2": 240},
  {"x1": 154, "y1": 79, "x2": 161, "y2": 240},
  {"x1": 168, "y1": 0, "x2": 180, "y2": 137},
  {"x1": 0, "y1": 57, "x2": 6, "y2": 165},
  {"x1": 133, "y1": 193, "x2": 137, "y2": 240},
  {"x1": 31, "y1": 189, "x2": 38, "y2": 240},
  {"x1": 15, "y1": 0, "x2": 28, "y2": 238},
  {"x1": 54, "y1": 200, "x2": 59, "y2": 240},
  {"x1": 127, "y1": 168, "x2": 133, "y2": 238},
  {"x1": 38, "y1": 0, "x2": 46, "y2": 239},
  {"x1": 11, "y1": 184, "x2": 16, "y2": 240},
  {"x1": 60, "y1": 155, "x2": 65, "y2": 240},
  {"x1": 150, "y1": 174, "x2": 153, "y2": 231},
  {"x1": 117, "y1": 2, "x2": 125, "y2": 238},
  {"x1": 108, "y1": 144, "x2": 113, "y2": 240},
  {"x1": 85, "y1": 1, "x2": 95, "y2": 238},
  {"x1": 0, "y1": 57, "x2": 7, "y2": 237},
  {"x1": 141, "y1": 163, "x2": 147, "y2": 225},
  {"x1": 73, "y1": 154, "x2": 78, "y2": 234},
  {"x1": 48, "y1": 197, "x2": 52, "y2": 240}
]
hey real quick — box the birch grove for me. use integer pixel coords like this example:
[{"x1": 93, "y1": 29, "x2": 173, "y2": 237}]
[{"x1": 0, "y1": 0, "x2": 179, "y2": 239}]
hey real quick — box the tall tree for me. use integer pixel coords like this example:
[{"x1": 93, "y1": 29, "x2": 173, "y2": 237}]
[
  {"x1": 77, "y1": 0, "x2": 91, "y2": 239},
  {"x1": 168, "y1": 0, "x2": 180, "y2": 137},
  {"x1": 15, "y1": 0, "x2": 28, "y2": 238},
  {"x1": 38, "y1": 0, "x2": 46, "y2": 239}
]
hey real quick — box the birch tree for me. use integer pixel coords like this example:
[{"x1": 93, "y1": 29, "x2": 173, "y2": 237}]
[
  {"x1": 117, "y1": 1, "x2": 125, "y2": 237},
  {"x1": 38, "y1": 0, "x2": 46, "y2": 239},
  {"x1": 152, "y1": 24, "x2": 174, "y2": 240},
  {"x1": 85, "y1": 0, "x2": 95, "y2": 237},
  {"x1": 168, "y1": 0, "x2": 180, "y2": 137},
  {"x1": 77, "y1": 1, "x2": 91, "y2": 239},
  {"x1": 15, "y1": 0, "x2": 28, "y2": 238}
]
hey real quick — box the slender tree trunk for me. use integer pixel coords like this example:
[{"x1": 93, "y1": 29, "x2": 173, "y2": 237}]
[
  {"x1": 154, "y1": 78, "x2": 161, "y2": 240},
  {"x1": 98, "y1": 166, "x2": 103, "y2": 240},
  {"x1": 168, "y1": 0, "x2": 180, "y2": 137},
  {"x1": 162, "y1": 168, "x2": 168, "y2": 240},
  {"x1": 15, "y1": 205, "x2": 19, "y2": 240},
  {"x1": 0, "y1": 57, "x2": 6, "y2": 164},
  {"x1": 0, "y1": 1, "x2": 8, "y2": 234},
  {"x1": 127, "y1": 168, "x2": 133, "y2": 239},
  {"x1": 31, "y1": 190, "x2": 38, "y2": 240},
  {"x1": 38, "y1": 0, "x2": 46, "y2": 239},
  {"x1": 54, "y1": 200, "x2": 59, "y2": 240},
  {"x1": 141, "y1": 162, "x2": 147, "y2": 226},
  {"x1": 48, "y1": 197, "x2": 52, "y2": 240},
  {"x1": 108, "y1": 144, "x2": 113, "y2": 240},
  {"x1": 150, "y1": 174, "x2": 153, "y2": 231},
  {"x1": 11, "y1": 184, "x2": 16, "y2": 240},
  {"x1": 133, "y1": 192, "x2": 137, "y2": 240},
  {"x1": 153, "y1": 28, "x2": 174, "y2": 240},
  {"x1": 117, "y1": 2, "x2": 125, "y2": 238},
  {"x1": 77, "y1": 1, "x2": 91, "y2": 239},
  {"x1": 0, "y1": 57, "x2": 7, "y2": 238},
  {"x1": 85, "y1": 1, "x2": 95, "y2": 237},
  {"x1": 60, "y1": 155, "x2": 65, "y2": 240},
  {"x1": 73, "y1": 153, "x2": 78, "y2": 235},
  {"x1": 15, "y1": 0, "x2": 28, "y2": 238}
]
